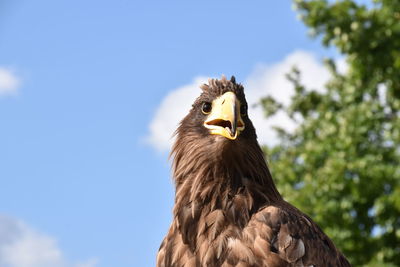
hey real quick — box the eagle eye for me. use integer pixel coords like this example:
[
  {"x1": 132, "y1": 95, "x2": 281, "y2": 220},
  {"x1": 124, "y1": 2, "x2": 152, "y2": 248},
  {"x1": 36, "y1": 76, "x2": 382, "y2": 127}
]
[
  {"x1": 240, "y1": 104, "x2": 247, "y2": 116},
  {"x1": 202, "y1": 102, "x2": 212, "y2": 114}
]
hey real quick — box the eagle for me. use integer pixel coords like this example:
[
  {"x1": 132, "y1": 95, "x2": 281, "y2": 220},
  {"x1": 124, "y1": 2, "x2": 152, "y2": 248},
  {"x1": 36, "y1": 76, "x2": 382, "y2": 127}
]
[{"x1": 157, "y1": 76, "x2": 350, "y2": 267}]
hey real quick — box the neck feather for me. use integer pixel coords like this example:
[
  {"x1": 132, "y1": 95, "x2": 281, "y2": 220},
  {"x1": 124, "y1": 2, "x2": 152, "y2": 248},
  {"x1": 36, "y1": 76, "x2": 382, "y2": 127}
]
[
  {"x1": 170, "y1": 134, "x2": 283, "y2": 248},
  {"x1": 171, "y1": 134, "x2": 282, "y2": 212}
]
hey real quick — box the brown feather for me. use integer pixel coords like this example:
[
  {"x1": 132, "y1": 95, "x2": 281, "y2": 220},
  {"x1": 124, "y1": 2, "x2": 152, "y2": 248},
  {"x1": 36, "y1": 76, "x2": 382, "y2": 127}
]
[{"x1": 157, "y1": 76, "x2": 351, "y2": 267}]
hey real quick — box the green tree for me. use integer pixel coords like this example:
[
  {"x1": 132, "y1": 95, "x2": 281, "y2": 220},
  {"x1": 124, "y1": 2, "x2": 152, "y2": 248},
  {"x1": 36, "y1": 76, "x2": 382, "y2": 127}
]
[{"x1": 262, "y1": 0, "x2": 400, "y2": 266}]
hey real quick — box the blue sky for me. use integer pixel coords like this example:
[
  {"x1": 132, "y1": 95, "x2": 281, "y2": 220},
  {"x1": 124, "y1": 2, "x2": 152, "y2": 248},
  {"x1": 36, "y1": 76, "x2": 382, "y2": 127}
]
[{"x1": 0, "y1": 1, "x2": 339, "y2": 266}]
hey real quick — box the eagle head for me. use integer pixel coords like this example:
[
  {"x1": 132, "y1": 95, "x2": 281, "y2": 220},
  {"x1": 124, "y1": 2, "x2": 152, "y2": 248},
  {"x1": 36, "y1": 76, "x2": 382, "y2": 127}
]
[{"x1": 173, "y1": 75, "x2": 258, "y2": 163}]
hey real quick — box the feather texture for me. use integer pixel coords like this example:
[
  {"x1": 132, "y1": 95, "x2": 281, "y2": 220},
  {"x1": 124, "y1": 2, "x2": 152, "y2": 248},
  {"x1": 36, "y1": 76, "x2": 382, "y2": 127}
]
[{"x1": 157, "y1": 76, "x2": 351, "y2": 267}]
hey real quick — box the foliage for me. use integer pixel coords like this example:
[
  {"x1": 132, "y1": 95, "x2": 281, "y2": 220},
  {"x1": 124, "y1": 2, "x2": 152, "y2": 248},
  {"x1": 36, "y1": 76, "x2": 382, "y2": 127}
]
[{"x1": 262, "y1": 0, "x2": 400, "y2": 265}]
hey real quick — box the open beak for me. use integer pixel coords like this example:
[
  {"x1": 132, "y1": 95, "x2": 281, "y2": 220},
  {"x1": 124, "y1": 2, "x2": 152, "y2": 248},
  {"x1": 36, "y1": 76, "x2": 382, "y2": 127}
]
[{"x1": 204, "y1": 91, "x2": 245, "y2": 140}]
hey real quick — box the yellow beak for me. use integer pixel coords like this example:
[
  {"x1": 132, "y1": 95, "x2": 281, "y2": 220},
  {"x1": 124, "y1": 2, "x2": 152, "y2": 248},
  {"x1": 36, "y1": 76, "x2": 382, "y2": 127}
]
[{"x1": 204, "y1": 92, "x2": 245, "y2": 140}]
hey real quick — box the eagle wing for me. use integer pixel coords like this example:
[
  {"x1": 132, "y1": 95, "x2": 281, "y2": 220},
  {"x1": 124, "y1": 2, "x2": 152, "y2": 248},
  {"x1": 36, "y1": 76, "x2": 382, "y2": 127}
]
[
  {"x1": 157, "y1": 204, "x2": 350, "y2": 267},
  {"x1": 244, "y1": 205, "x2": 351, "y2": 267}
]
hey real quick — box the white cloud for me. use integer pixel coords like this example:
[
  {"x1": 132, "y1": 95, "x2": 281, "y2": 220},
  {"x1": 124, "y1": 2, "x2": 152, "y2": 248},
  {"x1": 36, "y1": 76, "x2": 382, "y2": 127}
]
[
  {"x1": 0, "y1": 215, "x2": 98, "y2": 267},
  {"x1": 146, "y1": 50, "x2": 342, "y2": 151},
  {"x1": 74, "y1": 259, "x2": 98, "y2": 267},
  {"x1": 244, "y1": 50, "x2": 331, "y2": 146},
  {"x1": 336, "y1": 57, "x2": 348, "y2": 75},
  {"x1": 146, "y1": 77, "x2": 208, "y2": 151},
  {"x1": 0, "y1": 68, "x2": 20, "y2": 96}
]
